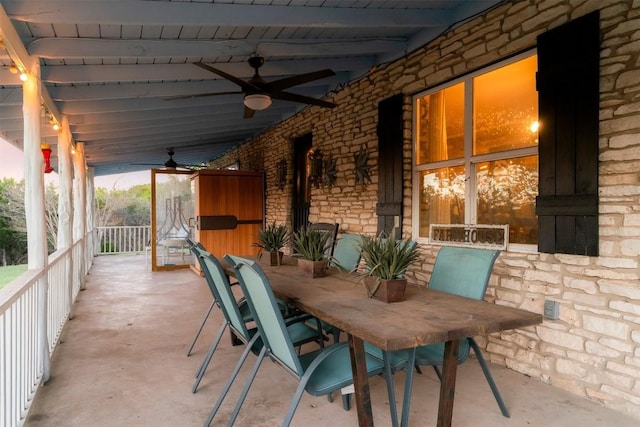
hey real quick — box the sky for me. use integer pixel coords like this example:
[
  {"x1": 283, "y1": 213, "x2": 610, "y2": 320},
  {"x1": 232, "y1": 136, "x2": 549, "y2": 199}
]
[{"x1": 0, "y1": 137, "x2": 150, "y2": 189}]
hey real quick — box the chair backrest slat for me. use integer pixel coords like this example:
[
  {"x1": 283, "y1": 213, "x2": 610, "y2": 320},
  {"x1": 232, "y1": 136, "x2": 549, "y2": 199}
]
[
  {"x1": 226, "y1": 255, "x2": 303, "y2": 376},
  {"x1": 331, "y1": 234, "x2": 362, "y2": 272},
  {"x1": 428, "y1": 246, "x2": 500, "y2": 362},
  {"x1": 429, "y1": 246, "x2": 500, "y2": 300}
]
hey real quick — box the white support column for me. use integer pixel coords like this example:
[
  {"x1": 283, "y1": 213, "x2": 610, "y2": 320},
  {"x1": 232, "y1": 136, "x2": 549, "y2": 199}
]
[
  {"x1": 86, "y1": 166, "x2": 96, "y2": 263},
  {"x1": 73, "y1": 142, "x2": 87, "y2": 289},
  {"x1": 57, "y1": 116, "x2": 75, "y2": 318},
  {"x1": 22, "y1": 60, "x2": 51, "y2": 382}
]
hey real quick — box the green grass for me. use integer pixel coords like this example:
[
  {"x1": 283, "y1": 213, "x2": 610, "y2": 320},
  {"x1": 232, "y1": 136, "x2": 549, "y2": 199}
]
[{"x1": 0, "y1": 264, "x2": 28, "y2": 289}]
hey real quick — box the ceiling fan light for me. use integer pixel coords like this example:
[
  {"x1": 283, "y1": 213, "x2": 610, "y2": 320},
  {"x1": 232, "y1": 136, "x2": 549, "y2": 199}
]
[{"x1": 244, "y1": 93, "x2": 272, "y2": 111}]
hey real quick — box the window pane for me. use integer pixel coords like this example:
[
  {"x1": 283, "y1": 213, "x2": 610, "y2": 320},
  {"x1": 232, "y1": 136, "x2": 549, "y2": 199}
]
[
  {"x1": 416, "y1": 83, "x2": 464, "y2": 164},
  {"x1": 476, "y1": 156, "x2": 538, "y2": 244},
  {"x1": 474, "y1": 56, "x2": 538, "y2": 155},
  {"x1": 418, "y1": 166, "x2": 466, "y2": 237}
]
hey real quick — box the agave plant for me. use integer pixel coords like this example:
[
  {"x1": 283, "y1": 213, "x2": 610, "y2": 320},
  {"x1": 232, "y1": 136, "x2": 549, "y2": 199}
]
[
  {"x1": 254, "y1": 222, "x2": 289, "y2": 253},
  {"x1": 291, "y1": 226, "x2": 332, "y2": 261},
  {"x1": 358, "y1": 233, "x2": 419, "y2": 280}
]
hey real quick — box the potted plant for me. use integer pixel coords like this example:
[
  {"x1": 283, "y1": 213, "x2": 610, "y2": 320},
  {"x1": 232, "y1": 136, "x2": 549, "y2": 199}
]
[
  {"x1": 254, "y1": 222, "x2": 289, "y2": 266},
  {"x1": 358, "y1": 234, "x2": 420, "y2": 303},
  {"x1": 291, "y1": 226, "x2": 332, "y2": 277}
]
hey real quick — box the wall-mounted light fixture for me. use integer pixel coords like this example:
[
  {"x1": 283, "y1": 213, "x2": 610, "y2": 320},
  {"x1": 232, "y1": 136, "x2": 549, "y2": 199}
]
[
  {"x1": 276, "y1": 159, "x2": 287, "y2": 190},
  {"x1": 308, "y1": 149, "x2": 323, "y2": 188},
  {"x1": 40, "y1": 143, "x2": 54, "y2": 173}
]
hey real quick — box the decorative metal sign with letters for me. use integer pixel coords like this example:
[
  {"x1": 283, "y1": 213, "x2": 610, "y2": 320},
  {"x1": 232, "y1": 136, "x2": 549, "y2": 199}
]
[{"x1": 429, "y1": 224, "x2": 509, "y2": 250}]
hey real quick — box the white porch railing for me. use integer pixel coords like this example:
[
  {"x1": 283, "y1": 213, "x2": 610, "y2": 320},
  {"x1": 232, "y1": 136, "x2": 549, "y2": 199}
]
[
  {"x1": 96, "y1": 226, "x2": 150, "y2": 255},
  {"x1": 0, "y1": 232, "x2": 94, "y2": 427}
]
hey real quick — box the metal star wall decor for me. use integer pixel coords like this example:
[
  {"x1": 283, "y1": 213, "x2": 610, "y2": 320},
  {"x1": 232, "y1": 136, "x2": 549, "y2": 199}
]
[
  {"x1": 354, "y1": 147, "x2": 371, "y2": 185},
  {"x1": 323, "y1": 156, "x2": 337, "y2": 187}
]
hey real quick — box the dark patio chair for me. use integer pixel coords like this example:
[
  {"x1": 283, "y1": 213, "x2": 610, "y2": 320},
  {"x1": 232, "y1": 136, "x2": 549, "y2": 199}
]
[
  {"x1": 213, "y1": 255, "x2": 397, "y2": 427},
  {"x1": 365, "y1": 245, "x2": 505, "y2": 426},
  {"x1": 309, "y1": 222, "x2": 339, "y2": 259}
]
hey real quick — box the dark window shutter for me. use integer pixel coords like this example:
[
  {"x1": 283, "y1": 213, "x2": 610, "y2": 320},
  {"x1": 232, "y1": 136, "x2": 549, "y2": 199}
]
[
  {"x1": 376, "y1": 94, "x2": 404, "y2": 238},
  {"x1": 536, "y1": 11, "x2": 600, "y2": 256}
]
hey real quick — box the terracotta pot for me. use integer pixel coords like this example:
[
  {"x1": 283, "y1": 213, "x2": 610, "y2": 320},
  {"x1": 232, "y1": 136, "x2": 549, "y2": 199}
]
[
  {"x1": 297, "y1": 259, "x2": 328, "y2": 278},
  {"x1": 364, "y1": 276, "x2": 407, "y2": 303},
  {"x1": 259, "y1": 250, "x2": 284, "y2": 266}
]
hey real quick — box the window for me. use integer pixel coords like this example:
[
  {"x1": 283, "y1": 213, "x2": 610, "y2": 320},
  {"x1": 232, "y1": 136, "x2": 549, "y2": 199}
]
[{"x1": 413, "y1": 53, "x2": 538, "y2": 247}]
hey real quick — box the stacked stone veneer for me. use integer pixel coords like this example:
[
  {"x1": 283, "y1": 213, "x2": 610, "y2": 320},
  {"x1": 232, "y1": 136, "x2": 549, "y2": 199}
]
[{"x1": 209, "y1": 0, "x2": 640, "y2": 419}]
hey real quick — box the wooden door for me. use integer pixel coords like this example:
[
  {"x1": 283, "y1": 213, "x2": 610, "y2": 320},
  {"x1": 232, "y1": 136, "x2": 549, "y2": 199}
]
[
  {"x1": 193, "y1": 170, "x2": 264, "y2": 259},
  {"x1": 292, "y1": 133, "x2": 312, "y2": 232}
]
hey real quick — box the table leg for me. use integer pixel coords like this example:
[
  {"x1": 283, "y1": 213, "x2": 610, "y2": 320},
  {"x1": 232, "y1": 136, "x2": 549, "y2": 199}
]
[
  {"x1": 347, "y1": 334, "x2": 374, "y2": 427},
  {"x1": 400, "y1": 348, "x2": 417, "y2": 427},
  {"x1": 437, "y1": 339, "x2": 460, "y2": 427}
]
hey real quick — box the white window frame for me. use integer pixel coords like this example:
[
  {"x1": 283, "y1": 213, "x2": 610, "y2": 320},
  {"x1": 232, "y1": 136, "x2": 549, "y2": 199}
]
[{"x1": 411, "y1": 50, "x2": 538, "y2": 253}]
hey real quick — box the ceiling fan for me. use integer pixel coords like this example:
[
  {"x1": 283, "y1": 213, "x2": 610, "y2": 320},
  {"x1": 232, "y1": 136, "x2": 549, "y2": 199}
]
[
  {"x1": 131, "y1": 148, "x2": 205, "y2": 171},
  {"x1": 169, "y1": 56, "x2": 337, "y2": 118}
]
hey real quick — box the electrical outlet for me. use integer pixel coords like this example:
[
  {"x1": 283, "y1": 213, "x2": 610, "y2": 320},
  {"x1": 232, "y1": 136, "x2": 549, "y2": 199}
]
[{"x1": 544, "y1": 299, "x2": 560, "y2": 320}]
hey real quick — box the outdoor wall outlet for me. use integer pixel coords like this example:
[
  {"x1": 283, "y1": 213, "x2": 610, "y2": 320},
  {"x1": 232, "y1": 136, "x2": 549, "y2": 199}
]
[{"x1": 544, "y1": 299, "x2": 560, "y2": 320}]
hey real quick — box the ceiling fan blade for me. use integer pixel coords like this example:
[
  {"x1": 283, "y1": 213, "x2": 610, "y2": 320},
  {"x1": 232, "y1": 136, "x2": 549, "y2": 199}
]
[
  {"x1": 164, "y1": 91, "x2": 242, "y2": 101},
  {"x1": 271, "y1": 91, "x2": 337, "y2": 108},
  {"x1": 267, "y1": 69, "x2": 336, "y2": 91},
  {"x1": 194, "y1": 62, "x2": 260, "y2": 92},
  {"x1": 244, "y1": 105, "x2": 256, "y2": 119}
]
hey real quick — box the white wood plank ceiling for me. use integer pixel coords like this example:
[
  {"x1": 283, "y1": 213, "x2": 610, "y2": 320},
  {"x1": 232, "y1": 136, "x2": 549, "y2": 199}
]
[{"x1": 0, "y1": 0, "x2": 503, "y2": 175}]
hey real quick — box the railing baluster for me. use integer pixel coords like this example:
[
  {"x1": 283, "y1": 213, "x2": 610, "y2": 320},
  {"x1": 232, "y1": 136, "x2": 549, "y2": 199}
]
[
  {"x1": 0, "y1": 230, "x2": 99, "y2": 426},
  {"x1": 95, "y1": 226, "x2": 151, "y2": 255}
]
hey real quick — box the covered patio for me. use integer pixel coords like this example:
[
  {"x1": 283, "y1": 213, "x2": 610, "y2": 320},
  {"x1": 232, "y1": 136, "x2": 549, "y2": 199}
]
[
  {"x1": 2, "y1": 1, "x2": 640, "y2": 425},
  {"x1": 24, "y1": 254, "x2": 638, "y2": 427}
]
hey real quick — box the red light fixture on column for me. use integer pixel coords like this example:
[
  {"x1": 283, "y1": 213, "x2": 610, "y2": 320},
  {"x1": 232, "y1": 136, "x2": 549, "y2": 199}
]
[{"x1": 41, "y1": 143, "x2": 54, "y2": 173}]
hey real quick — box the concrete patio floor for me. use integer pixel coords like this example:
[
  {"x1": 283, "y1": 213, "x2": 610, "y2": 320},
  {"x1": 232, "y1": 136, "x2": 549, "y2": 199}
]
[{"x1": 25, "y1": 255, "x2": 639, "y2": 427}]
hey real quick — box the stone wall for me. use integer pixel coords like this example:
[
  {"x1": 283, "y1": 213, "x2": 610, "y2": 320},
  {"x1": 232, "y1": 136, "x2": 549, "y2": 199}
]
[{"x1": 209, "y1": 0, "x2": 640, "y2": 419}]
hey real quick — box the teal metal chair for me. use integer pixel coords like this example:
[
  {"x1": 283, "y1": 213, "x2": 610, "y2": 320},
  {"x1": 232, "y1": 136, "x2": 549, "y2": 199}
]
[
  {"x1": 192, "y1": 249, "x2": 323, "y2": 394},
  {"x1": 320, "y1": 234, "x2": 364, "y2": 344},
  {"x1": 330, "y1": 233, "x2": 363, "y2": 272},
  {"x1": 211, "y1": 255, "x2": 395, "y2": 427},
  {"x1": 185, "y1": 239, "x2": 217, "y2": 356},
  {"x1": 366, "y1": 246, "x2": 505, "y2": 426}
]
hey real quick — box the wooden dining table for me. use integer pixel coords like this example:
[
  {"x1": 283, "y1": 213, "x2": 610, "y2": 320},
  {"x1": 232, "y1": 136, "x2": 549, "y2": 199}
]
[{"x1": 224, "y1": 258, "x2": 542, "y2": 427}]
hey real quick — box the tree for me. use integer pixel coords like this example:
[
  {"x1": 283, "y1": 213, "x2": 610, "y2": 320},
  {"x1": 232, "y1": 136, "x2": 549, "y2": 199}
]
[
  {"x1": 45, "y1": 182, "x2": 58, "y2": 251},
  {"x1": 0, "y1": 179, "x2": 69, "y2": 264},
  {"x1": 95, "y1": 184, "x2": 151, "y2": 227},
  {"x1": 0, "y1": 178, "x2": 151, "y2": 264},
  {"x1": 0, "y1": 178, "x2": 28, "y2": 265}
]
